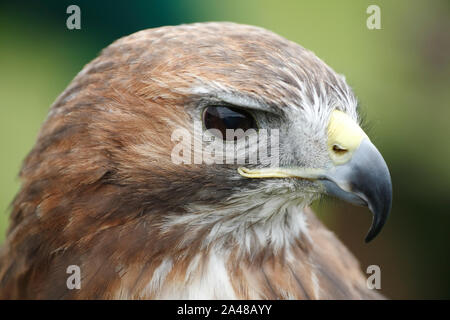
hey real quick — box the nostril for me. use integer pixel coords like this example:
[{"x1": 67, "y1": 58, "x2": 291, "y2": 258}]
[{"x1": 332, "y1": 144, "x2": 348, "y2": 154}]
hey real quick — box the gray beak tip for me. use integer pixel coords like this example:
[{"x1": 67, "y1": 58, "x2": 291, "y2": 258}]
[{"x1": 364, "y1": 179, "x2": 393, "y2": 243}]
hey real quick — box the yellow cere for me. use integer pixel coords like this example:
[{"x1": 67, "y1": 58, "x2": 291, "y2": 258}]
[{"x1": 327, "y1": 110, "x2": 368, "y2": 165}]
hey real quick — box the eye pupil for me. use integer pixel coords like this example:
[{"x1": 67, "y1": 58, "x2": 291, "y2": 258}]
[{"x1": 203, "y1": 106, "x2": 257, "y2": 140}]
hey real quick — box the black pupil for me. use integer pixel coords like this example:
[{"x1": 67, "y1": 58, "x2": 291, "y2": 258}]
[{"x1": 203, "y1": 106, "x2": 256, "y2": 140}]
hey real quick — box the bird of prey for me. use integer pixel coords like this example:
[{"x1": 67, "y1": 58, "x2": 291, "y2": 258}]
[{"x1": 0, "y1": 22, "x2": 392, "y2": 299}]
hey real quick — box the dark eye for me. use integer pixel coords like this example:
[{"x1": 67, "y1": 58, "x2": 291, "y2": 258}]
[{"x1": 203, "y1": 106, "x2": 257, "y2": 140}]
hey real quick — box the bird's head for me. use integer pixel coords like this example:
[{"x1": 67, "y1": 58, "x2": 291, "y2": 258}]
[
  {"x1": 23, "y1": 23, "x2": 392, "y2": 262},
  {"x1": 124, "y1": 22, "x2": 391, "y2": 244}
]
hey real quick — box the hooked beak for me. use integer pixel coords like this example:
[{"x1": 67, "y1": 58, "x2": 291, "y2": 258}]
[
  {"x1": 238, "y1": 110, "x2": 392, "y2": 242},
  {"x1": 319, "y1": 138, "x2": 392, "y2": 242}
]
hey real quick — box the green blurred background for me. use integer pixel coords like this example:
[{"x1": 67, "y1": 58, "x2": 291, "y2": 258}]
[{"x1": 1, "y1": 0, "x2": 449, "y2": 299}]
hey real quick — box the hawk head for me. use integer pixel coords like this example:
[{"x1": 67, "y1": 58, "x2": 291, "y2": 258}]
[{"x1": 0, "y1": 22, "x2": 392, "y2": 299}]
